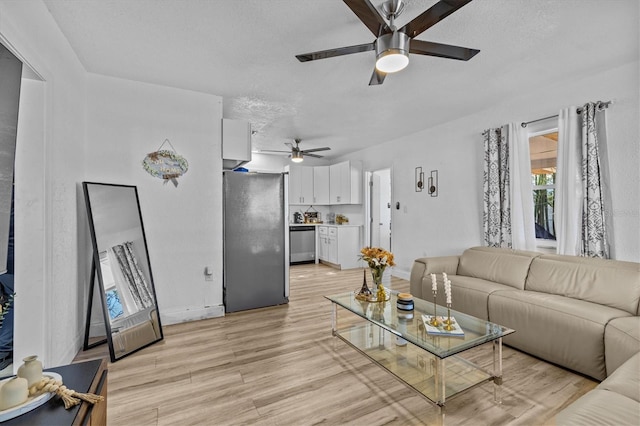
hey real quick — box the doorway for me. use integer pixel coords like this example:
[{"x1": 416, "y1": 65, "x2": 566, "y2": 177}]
[
  {"x1": 368, "y1": 169, "x2": 391, "y2": 251},
  {"x1": 0, "y1": 41, "x2": 22, "y2": 375}
]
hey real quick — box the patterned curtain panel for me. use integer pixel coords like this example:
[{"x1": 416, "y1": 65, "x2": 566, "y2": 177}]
[
  {"x1": 581, "y1": 102, "x2": 609, "y2": 258},
  {"x1": 112, "y1": 241, "x2": 154, "y2": 310},
  {"x1": 483, "y1": 126, "x2": 512, "y2": 248}
]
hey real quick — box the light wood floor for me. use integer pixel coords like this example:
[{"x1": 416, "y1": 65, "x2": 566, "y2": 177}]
[{"x1": 74, "y1": 264, "x2": 597, "y2": 425}]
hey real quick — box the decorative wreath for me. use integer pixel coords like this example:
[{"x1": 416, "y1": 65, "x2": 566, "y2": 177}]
[{"x1": 142, "y1": 150, "x2": 189, "y2": 181}]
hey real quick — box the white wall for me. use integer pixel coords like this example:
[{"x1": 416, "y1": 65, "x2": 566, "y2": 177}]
[
  {"x1": 339, "y1": 60, "x2": 640, "y2": 277},
  {"x1": 1, "y1": 0, "x2": 88, "y2": 368},
  {"x1": 85, "y1": 74, "x2": 224, "y2": 325},
  {"x1": 2, "y1": 2, "x2": 225, "y2": 369}
]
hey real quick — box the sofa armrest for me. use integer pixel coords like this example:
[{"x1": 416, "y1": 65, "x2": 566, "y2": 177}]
[{"x1": 410, "y1": 256, "x2": 460, "y2": 298}]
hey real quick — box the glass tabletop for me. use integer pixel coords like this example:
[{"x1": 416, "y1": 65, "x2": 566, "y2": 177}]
[{"x1": 326, "y1": 291, "x2": 514, "y2": 359}]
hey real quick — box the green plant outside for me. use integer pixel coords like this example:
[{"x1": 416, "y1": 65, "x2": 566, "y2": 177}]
[{"x1": 532, "y1": 173, "x2": 556, "y2": 239}]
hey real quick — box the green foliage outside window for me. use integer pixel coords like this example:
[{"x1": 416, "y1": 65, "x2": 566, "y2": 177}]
[{"x1": 532, "y1": 173, "x2": 556, "y2": 240}]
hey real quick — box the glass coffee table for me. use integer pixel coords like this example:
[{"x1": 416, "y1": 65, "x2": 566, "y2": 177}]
[{"x1": 325, "y1": 290, "x2": 514, "y2": 407}]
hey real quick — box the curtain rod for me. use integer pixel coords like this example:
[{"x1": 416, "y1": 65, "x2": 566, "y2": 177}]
[{"x1": 521, "y1": 100, "x2": 612, "y2": 128}]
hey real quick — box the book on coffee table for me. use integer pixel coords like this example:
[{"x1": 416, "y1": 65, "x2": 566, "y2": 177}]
[{"x1": 422, "y1": 314, "x2": 465, "y2": 336}]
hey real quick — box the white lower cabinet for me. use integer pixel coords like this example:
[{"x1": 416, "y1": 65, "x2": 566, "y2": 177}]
[
  {"x1": 318, "y1": 225, "x2": 360, "y2": 270},
  {"x1": 318, "y1": 226, "x2": 329, "y2": 261}
]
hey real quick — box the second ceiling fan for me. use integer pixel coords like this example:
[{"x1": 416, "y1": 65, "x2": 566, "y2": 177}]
[
  {"x1": 296, "y1": 0, "x2": 480, "y2": 85},
  {"x1": 261, "y1": 139, "x2": 331, "y2": 163}
]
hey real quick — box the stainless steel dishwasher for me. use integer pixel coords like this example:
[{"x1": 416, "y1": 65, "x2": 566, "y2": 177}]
[{"x1": 289, "y1": 226, "x2": 316, "y2": 264}]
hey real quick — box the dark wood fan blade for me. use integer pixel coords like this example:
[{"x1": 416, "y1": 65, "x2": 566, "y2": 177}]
[
  {"x1": 343, "y1": 0, "x2": 390, "y2": 36},
  {"x1": 409, "y1": 39, "x2": 479, "y2": 61},
  {"x1": 401, "y1": 0, "x2": 473, "y2": 38},
  {"x1": 304, "y1": 153, "x2": 324, "y2": 159},
  {"x1": 369, "y1": 68, "x2": 386, "y2": 86},
  {"x1": 301, "y1": 147, "x2": 331, "y2": 153},
  {"x1": 296, "y1": 43, "x2": 374, "y2": 62}
]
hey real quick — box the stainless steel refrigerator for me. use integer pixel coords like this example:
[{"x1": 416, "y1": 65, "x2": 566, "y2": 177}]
[{"x1": 223, "y1": 171, "x2": 289, "y2": 312}]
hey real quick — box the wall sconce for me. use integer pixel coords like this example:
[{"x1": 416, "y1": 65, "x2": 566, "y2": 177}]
[
  {"x1": 428, "y1": 170, "x2": 438, "y2": 197},
  {"x1": 415, "y1": 167, "x2": 424, "y2": 192}
]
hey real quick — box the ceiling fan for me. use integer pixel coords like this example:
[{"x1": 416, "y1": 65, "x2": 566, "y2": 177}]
[
  {"x1": 260, "y1": 139, "x2": 331, "y2": 163},
  {"x1": 296, "y1": 0, "x2": 480, "y2": 85}
]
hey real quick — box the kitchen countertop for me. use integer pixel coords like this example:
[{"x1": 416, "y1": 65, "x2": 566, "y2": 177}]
[{"x1": 289, "y1": 223, "x2": 361, "y2": 227}]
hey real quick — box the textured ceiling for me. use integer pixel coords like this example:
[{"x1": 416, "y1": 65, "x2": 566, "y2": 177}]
[{"x1": 43, "y1": 0, "x2": 639, "y2": 160}]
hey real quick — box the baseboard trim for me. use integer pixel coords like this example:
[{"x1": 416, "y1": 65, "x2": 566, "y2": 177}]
[
  {"x1": 160, "y1": 305, "x2": 225, "y2": 325},
  {"x1": 392, "y1": 268, "x2": 410, "y2": 281},
  {"x1": 87, "y1": 305, "x2": 225, "y2": 337}
]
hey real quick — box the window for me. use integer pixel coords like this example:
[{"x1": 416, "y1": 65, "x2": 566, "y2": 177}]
[
  {"x1": 100, "y1": 252, "x2": 125, "y2": 320},
  {"x1": 529, "y1": 130, "x2": 558, "y2": 248}
]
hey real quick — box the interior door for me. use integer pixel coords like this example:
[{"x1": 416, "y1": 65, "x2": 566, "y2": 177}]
[
  {"x1": 378, "y1": 169, "x2": 391, "y2": 251},
  {"x1": 371, "y1": 173, "x2": 381, "y2": 247},
  {"x1": 370, "y1": 169, "x2": 391, "y2": 251}
]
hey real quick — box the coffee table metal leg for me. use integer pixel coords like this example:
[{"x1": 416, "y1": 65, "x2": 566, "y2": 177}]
[
  {"x1": 331, "y1": 302, "x2": 337, "y2": 336},
  {"x1": 493, "y1": 337, "x2": 503, "y2": 404},
  {"x1": 438, "y1": 405, "x2": 446, "y2": 426},
  {"x1": 435, "y1": 357, "x2": 446, "y2": 406}
]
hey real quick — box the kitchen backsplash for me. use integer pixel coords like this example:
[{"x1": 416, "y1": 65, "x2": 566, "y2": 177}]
[{"x1": 290, "y1": 204, "x2": 363, "y2": 225}]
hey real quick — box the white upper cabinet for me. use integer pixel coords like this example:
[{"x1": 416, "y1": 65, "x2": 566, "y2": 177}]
[
  {"x1": 221, "y1": 119, "x2": 251, "y2": 170},
  {"x1": 329, "y1": 161, "x2": 362, "y2": 205},
  {"x1": 288, "y1": 161, "x2": 362, "y2": 205},
  {"x1": 313, "y1": 166, "x2": 330, "y2": 205},
  {"x1": 288, "y1": 165, "x2": 314, "y2": 205}
]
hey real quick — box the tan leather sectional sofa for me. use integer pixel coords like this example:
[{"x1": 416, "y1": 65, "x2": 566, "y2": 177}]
[{"x1": 410, "y1": 246, "x2": 640, "y2": 425}]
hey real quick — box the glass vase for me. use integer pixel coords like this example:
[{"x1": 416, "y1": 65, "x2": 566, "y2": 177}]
[
  {"x1": 371, "y1": 267, "x2": 388, "y2": 301},
  {"x1": 370, "y1": 267, "x2": 384, "y2": 291}
]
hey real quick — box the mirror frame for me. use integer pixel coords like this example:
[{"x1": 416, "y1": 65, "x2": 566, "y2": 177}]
[{"x1": 82, "y1": 181, "x2": 163, "y2": 362}]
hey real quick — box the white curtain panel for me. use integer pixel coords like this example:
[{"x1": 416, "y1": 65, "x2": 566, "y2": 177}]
[
  {"x1": 508, "y1": 123, "x2": 536, "y2": 251},
  {"x1": 556, "y1": 107, "x2": 582, "y2": 256}
]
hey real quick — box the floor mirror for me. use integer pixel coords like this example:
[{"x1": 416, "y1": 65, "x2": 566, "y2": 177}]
[{"x1": 82, "y1": 182, "x2": 163, "y2": 362}]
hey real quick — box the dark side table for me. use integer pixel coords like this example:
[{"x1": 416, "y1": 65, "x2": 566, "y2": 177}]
[{"x1": 4, "y1": 358, "x2": 107, "y2": 425}]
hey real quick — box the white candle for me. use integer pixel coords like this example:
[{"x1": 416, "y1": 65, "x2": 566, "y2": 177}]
[{"x1": 431, "y1": 273, "x2": 437, "y2": 291}]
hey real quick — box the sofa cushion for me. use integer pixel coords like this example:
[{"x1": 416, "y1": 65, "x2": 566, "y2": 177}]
[
  {"x1": 457, "y1": 247, "x2": 541, "y2": 290},
  {"x1": 432, "y1": 276, "x2": 516, "y2": 321},
  {"x1": 488, "y1": 290, "x2": 631, "y2": 380},
  {"x1": 526, "y1": 254, "x2": 640, "y2": 315},
  {"x1": 555, "y1": 389, "x2": 640, "y2": 426},
  {"x1": 598, "y1": 352, "x2": 640, "y2": 402},
  {"x1": 605, "y1": 317, "x2": 640, "y2": 376}
]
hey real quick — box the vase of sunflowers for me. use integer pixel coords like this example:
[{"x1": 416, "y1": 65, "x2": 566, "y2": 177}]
[{"x1": 359, "y1": 246, "x2": 395, "y2": 301}]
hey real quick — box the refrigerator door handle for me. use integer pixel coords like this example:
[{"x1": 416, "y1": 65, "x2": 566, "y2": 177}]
[{"x1": 284, "y1": 173, "x2": 290, "y2": 298}]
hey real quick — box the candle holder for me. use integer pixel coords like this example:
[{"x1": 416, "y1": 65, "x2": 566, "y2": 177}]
[
  {"x1": 430, "y1": 290, "x2": 441, "y2": 327},
  {"x1": 444, "y1": 303, "x2": 454, "y2": 330}
]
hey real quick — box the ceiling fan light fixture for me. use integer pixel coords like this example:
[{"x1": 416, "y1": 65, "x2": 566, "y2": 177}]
[
  {"x1": 291, "y1": 151, "x2": 304, "y2": 163},
  {"x1": 375, "y1": 31, "x2": 410, "y2": 73}
]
